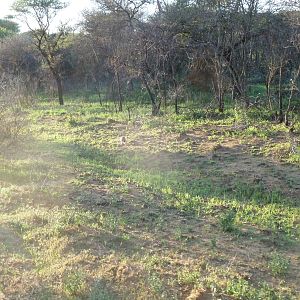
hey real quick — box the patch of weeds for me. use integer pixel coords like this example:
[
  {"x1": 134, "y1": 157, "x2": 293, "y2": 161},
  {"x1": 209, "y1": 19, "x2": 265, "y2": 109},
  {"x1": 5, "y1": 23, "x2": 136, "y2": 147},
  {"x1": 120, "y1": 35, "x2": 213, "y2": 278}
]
[
  {"x1": 177, "y1": 268, "x2": 200, "y2": 286},
  {"x1": 68, "y1": 117, "x2": 82, "y2": 127},
  {"x1": 219, "y1": 210, "x2": 237, "y2": 233},
  {"x1": 148, "y1": 273, "x2": 164, "y2": 294},
  {"x1": 226, "y1": 278, "x2": 282, "y2": 300},
  {"x1": 262, "y1": 142, "x2": 292, "y2": 160},
  {"x1": 268, "y1": 231, "x2": 293, "y2": 248},
  {"x1": 242, "y1": 126, "x2": 271, "y2": 139},
  {"x1": 62, "y1": 270, "x2": 87, "y2": 297},
  {"x1": 59, "y1": 207, "x2": 99, "y2": 228},
  {"x1": 0, "y1": 186, "x2": 14, "y2": 200},
  {"x1": 256, "y1": 282, "x2": 288, "y2": 300},
  {"x1": 268, "y1": 252, "x2": 290, "y2": 277},
  {"x1": 233, "y1": 182, "x2": 283, "y2": 205},
  {"x1": 11, "y1": 221, "x2": 32, "y2": 234},
  {"x1": 287, "y1": 152, "x2": 300, "y2": 164},
  {"x1": 174, "y1": 227, "x2": 183, "y2": 240},
  {"x1": 143, "y1": 254, "x2": 165, "y2": 269},
  {"x1": 88, "y1": 281, "x2": 116, "y2": 300},
  {"x1": 28, "y1": 236, "x2": 69, "y2": 273},
  {"x1": 98, "y1": 212, "x2": 125, "y2": 232},
  {"x1": 34, "y1": 287, "x2": 55, "y2": 300},
  {"x1": 227, "y1": 278, "x2": 254, "y2": 299},
  {"x1": 210, "y1": 238, "x2": 217, "y2": 250}
]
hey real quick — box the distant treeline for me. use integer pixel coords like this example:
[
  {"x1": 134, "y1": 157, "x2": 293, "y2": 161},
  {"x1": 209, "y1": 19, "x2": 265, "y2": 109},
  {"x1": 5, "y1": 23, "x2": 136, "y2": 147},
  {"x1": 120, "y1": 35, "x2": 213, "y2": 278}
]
[{"x1": 0, "y1": 0, "x2": 299, "y2": 121}]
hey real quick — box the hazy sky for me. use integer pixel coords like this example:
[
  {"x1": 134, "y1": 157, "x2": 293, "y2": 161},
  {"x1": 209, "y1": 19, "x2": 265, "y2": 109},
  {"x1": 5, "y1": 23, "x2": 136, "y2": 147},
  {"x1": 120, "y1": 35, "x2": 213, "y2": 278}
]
[{"x1": 0, "y1": 0, "x2": 96, "y2": 31}]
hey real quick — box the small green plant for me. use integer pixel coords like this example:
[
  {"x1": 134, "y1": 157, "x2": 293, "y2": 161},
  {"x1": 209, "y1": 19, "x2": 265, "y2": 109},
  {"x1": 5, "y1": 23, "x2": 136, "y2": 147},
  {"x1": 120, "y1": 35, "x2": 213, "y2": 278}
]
[
  {"x1": 63, "y1": 270, "x2": 86, "y2": 296},
  {"x1": 68, "y1": 117, "x2": 79, "y2": 127},
  {"x1": 227, "y1": 278, "x2": 284, "y2": 299},
  {"x1": 177, "y1": 268, "x2": 200, "y2": 285},
  {"x1": 174, "y1": 227, "x2": 183, "y2": 240},
  {"x1": 268, "y1": 252, "x2": 290, "y2": 277},
  {"x1": 148, "y1": 273, "x2": 164, "y2": 294},
  {"x1": 226, "y1": 278, "x2": 254, "y2": 299},
  {"x1": 144, "y1": 254, "x2": 164, "y2": 269},
  {"x1": 88, "y1": 281, "x2": 115, "y2": 300},
  {"x1": 98, "y1": 212, "x2": 123, "y2": 232},
  {"x1": 219, "y1": 210, "x2": 237, "y2": 232},
  {"x1": 210, "y1": 238, "x2": 217, "y2": 250}
]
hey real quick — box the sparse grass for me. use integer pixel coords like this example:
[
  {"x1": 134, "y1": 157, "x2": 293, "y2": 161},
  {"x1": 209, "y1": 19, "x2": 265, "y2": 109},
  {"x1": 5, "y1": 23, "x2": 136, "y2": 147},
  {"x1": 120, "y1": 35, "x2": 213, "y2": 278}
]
[{"x1": 0, "y1": 100, "x2": 299, "y2": 299}]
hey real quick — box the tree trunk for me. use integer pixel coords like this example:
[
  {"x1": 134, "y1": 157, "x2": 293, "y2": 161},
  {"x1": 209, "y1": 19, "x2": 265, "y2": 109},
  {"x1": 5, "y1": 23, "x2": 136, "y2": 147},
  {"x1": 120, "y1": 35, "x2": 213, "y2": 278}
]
[
  {"x1": 278, "y1": 65, "x2": 283, "y2": 123},
  {"x1": 266, "y1": 79, "x2": 272, "y2": 110},
  {"x1": 116, "y1": 71, "x2": 123, "y2": 112},
  {"x1": 218, "y1": 92, "x2": 224, "y2": 113},
  {"x1": 284, "y1": 65, "x2": 300, "y2": 126},
  {"x1": 40, "y1": 50, "x2": 64, "y2": 105},
  {"x1": 173, "y1": 81, "x2": 179, "y2": 115},
  {"x1": 141, "y1": 74, "x2": 160, "y2": 116},
  {"x1": 54, "y1": 74, "x2": 64, "y2": 106},
  {"x1": 212, "y1": 68, "x2": 224, "y2": 113},
  {"x1": 175, "y1": 95, "x2": 179, "y2": 114},
  {"x1": 217, "y1": 75, "x2": 224, "y2": 113}
]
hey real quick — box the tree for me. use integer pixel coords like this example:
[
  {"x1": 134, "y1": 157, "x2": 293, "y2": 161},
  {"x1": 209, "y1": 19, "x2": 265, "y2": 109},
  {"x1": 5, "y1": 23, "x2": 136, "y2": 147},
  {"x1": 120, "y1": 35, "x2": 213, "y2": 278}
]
[
  {"x1": 161, "y1": 0, "x2": 262, "y2": 112},
  {"x1": 13, "y1": 0, "x2": 69, "y2": 105},
  {"x1": 90, "y1": 0, "x2": 153, "y2": 112},
  {"x1": 0, "y1": 33, "x2": 42, "y2": 97},
  {"x1": 83, "y1": 10, "x2": 133, "y2": 111},
  {"x1": 281, "y1": 7, "x2": 300, "y2": 125},
  {"x1": 0, "y1": 17, "x2": 19, "y2": 39}
]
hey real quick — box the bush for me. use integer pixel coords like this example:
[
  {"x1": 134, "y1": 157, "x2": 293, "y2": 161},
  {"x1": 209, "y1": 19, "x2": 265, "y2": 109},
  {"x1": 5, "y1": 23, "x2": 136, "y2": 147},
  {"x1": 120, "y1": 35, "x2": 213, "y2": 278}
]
[
  {"x1": 219, "y1": 210, "x2": 237, "y2": 232},
  {"x1": 268, "y1": 252, "x2": 290, "y2": 277},
  {"x1": 0, "y1": 75, "x2": 29, "y2": 148}
]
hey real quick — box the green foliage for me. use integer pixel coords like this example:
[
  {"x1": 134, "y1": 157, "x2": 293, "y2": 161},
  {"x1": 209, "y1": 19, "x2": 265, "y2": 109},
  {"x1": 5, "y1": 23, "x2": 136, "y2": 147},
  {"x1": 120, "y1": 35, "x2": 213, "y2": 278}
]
[
  {"x1": 177, "y1": 268, "x2": 200, "y2": 285},
  {"x1": 148, "y1": 273, "x2": 164, "y2": 294},
  {"x1": 226, "y1": 278, "x2": 281, "y2": 300},
  {"x1": 88, "y1": 281, "x2": 115, "y2": 300},
  {"x1": 13, "y1": 0, "x2": 67, "y2": 13},
  {"x1": 0, "y1": 18, "x2": 19, "y2": 39},
  {"x1": 227, "y1": 278, "x2": 254, "y2": 299},
  {"x1": 219, "y1": 210, "x2": 237, "y2": 233},
  {"x1": 268, "y1": 253, "x2": 290, "y2": 277},
  {"x1": 63, "y1": 270, "x2": 86, "y2": 296}
]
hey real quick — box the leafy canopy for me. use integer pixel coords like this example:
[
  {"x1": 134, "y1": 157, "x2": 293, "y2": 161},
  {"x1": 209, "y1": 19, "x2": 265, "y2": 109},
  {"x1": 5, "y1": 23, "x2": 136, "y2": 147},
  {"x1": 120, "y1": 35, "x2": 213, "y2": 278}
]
[
  {"x1": 13, "y1": 0, "x2": 67, "y2": 13},
  {"x1": 0, "y1": 18, "x2": 19, "y2": 39}
]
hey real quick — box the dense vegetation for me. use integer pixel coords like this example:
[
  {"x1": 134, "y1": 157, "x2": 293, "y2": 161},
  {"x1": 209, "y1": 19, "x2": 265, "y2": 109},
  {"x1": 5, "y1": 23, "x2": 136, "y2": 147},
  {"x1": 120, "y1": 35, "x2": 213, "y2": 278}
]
[
  {"x1": 0, "y1": 0, "x2": 299, "y2": 119},
  {"x1": 0, "y1": 0, "x2": 299, "y2": 299}
]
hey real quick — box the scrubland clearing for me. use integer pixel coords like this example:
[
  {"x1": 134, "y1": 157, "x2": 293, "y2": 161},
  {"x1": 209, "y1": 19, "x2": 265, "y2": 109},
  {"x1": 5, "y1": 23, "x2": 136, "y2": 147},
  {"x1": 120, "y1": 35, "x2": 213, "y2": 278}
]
[{"x1": 0, "y1": 102, "x2": 299, "y2": 299}]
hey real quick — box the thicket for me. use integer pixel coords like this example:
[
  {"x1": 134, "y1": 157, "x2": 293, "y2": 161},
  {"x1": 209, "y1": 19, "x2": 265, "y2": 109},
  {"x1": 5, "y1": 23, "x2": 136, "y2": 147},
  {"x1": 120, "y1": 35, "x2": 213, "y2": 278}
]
[{"x1": 0, "y1": 0, "x2": 299, "y2": 124}]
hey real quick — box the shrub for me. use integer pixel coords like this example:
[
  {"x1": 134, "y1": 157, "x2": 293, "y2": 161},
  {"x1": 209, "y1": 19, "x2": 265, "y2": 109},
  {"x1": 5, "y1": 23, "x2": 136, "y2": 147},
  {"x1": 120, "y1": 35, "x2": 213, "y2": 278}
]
[
  {"x1": 268, "y1": 253, "x2": 290, "y2": 277},
  {"x1": 220, "y1": 210, "x2": 237, "y2": 232},
  {"x1": 0, "y1": 75, "x2": 29, "y2": 148}
]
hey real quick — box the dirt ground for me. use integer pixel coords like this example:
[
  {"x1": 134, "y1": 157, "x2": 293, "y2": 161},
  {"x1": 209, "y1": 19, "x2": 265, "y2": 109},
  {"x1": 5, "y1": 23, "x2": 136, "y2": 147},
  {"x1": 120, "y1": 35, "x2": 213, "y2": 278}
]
[{"x1": 0, "y1": 109, "x2": 299, "y2": 299}]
